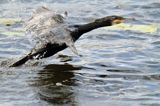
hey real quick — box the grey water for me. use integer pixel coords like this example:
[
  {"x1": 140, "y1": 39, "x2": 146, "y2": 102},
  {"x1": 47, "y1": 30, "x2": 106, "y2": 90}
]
[{"x1": 0, "y1": 0, "x2": 160, "y2": 106}]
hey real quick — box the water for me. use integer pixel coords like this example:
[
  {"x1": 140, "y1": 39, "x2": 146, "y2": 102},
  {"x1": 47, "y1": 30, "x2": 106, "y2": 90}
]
[{"x1": 0, "y1": 0, "x2": 160, "y2": 106}]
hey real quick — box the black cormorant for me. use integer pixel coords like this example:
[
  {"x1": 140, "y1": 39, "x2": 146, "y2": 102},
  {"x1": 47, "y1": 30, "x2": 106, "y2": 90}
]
[{"x1": 10, "y1": 7, "x2": 125, "y2": 67}]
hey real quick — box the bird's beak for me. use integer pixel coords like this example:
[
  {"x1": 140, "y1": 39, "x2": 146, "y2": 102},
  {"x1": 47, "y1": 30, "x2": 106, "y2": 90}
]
[
  {"x1": 112, "y1": 17, "x2": 135, "y2": 25},
  {"x1": 112, "y1": 18, "x2": 125, "y2": 25}
]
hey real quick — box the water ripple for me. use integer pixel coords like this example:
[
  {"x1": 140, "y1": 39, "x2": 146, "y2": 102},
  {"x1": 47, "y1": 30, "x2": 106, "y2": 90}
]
[{"x1": 0, "y1": 0, "x2": 160, "y2": 106}]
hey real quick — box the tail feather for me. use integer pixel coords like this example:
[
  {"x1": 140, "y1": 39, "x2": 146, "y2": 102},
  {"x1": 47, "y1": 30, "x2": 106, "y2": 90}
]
[
  {"x1": 10, "y1": 55, "x2": 30, "y2": 67},
  {"x1": 10, "y1": 47, "x2": 47, "y2": 67}
]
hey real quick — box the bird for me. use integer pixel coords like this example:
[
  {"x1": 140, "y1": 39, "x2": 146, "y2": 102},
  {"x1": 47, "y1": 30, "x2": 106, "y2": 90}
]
[{"x1": 10, "y1": 6, "x2": 125, "y2": 67}]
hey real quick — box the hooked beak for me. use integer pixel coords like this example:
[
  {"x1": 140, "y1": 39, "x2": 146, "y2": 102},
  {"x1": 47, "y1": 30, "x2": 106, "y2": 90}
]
[
  {"x1": 112, "y1": 17, "x2": 135, "y2": 25},
  {"x1": 112, "y1": 18, "x2": 125, "y2": 24}
]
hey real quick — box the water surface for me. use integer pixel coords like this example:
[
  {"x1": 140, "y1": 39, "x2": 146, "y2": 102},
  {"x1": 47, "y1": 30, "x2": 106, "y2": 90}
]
[{"x1": 0, "y1": 0, "x2": 160, "y2": 106}]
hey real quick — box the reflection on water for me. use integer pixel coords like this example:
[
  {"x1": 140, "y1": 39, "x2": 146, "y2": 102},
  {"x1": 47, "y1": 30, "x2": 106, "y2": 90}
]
[
  {"x1": 31, "y1": 64, "x2": 81, "y2": 105},
  {"x1": 0, "y1": 0, "x2": 160, "y2": 106}
]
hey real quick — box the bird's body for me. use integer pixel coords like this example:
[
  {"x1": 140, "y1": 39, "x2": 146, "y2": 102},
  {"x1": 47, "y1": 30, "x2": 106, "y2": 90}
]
[{"x1": 10, "y1": 6, "x2": 125, "y2": 67}]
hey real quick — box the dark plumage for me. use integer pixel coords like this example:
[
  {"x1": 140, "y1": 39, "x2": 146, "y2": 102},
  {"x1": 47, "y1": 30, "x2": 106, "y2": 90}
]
[{"x1": 10, "y1": 7, "x2": 125, "y2": 67}]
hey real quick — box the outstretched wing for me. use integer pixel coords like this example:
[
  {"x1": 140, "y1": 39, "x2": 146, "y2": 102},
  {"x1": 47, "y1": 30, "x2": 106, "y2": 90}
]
[
  {"x1": 10, "y1": 7, "x2": 77, "y2": 67},
  {"x1": 25, "y1": 6, "x2": 65, "y2": 35}
]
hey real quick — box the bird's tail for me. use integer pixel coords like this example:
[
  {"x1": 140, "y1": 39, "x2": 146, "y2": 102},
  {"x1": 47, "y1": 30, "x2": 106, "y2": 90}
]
[{"x1": 10, "y1": 54, "x2": 31, "y2": 67}]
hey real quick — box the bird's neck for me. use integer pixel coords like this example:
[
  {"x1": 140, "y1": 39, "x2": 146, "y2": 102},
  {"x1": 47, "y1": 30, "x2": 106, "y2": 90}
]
[
  {"x1": 71, "y1": 17, "x2": 112, "y2": 41},
  {"x1": 79, "y1": 20, "x2": 112, "y2": 34}
]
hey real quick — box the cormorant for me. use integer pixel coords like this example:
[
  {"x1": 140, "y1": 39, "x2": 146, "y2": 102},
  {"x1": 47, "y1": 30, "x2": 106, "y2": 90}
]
[{"x1": 10, "y1": 7, "x2": 125, "y2": 67}]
